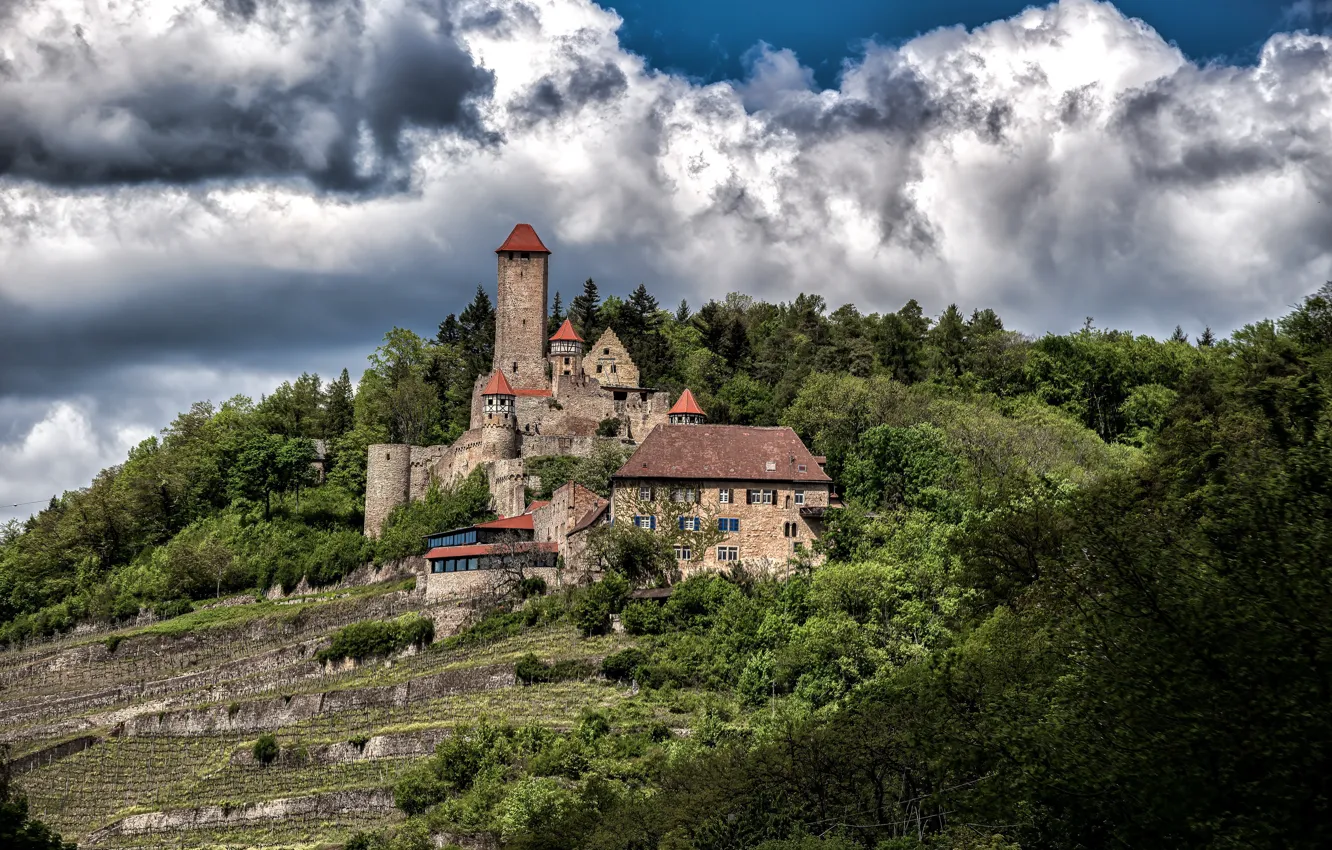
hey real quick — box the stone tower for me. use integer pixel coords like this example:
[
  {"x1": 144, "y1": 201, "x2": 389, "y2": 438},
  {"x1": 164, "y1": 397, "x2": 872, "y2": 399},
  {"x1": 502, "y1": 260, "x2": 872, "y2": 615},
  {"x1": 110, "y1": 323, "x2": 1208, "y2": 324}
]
[
  {"x1": 548, "y1": 318, "x2": 585, "y2": 379},
  {"x1": 493, "y1": 223, "x2": 551, "y2": 391},
  {"x1": 479, "y1": 369, "x2": 520, "y2": 461},
  {"x1": 364, "y1": 444, "x2": 411, "y2": 538}
]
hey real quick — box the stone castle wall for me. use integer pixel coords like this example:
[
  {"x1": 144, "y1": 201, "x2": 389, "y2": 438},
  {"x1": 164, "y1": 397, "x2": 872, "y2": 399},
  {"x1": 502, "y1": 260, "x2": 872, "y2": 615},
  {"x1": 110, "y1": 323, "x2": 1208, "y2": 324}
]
[{"x1": 493, "y1": 252, "x2": 549, "y2": 390}]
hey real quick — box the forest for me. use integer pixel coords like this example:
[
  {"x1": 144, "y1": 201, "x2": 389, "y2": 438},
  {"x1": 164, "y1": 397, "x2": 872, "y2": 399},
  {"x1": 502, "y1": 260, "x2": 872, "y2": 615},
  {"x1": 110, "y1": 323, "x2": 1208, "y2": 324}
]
[{"x1": 3, "y1": 277, "x2": 1331, "y2": 849}]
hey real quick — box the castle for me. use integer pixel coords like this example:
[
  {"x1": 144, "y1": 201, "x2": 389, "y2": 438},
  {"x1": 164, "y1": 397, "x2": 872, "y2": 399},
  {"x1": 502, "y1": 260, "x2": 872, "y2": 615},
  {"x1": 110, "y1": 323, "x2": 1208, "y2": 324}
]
[
  {"x1": 364, "y1": 224, "x2": 672, "y2": 538},
  {"x1": 365, "y1": 224, "x2": 837, "y2": 599}
]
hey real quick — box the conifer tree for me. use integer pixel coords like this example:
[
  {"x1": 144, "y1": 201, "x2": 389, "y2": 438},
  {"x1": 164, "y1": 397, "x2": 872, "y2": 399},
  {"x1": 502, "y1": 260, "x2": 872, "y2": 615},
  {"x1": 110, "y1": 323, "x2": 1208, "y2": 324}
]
[
  {"x1": 1198, "y1": 326, "x2": 1215, "y2": 347},
  {"x1": 458, "y1": 285, "x2": 495, "y2": 377},
  {"x1": 570, "y1": 278, "x2": 602, "y2": 341},
  {"x1": 548, "y1": 291, "x2": 565, "y2": 336},
  {"x1": 323, "y1": 369, "x2": 354, "y2": 438},
  {"x1": 675, "y1": 299, "x2": 691, "y2": 323}
]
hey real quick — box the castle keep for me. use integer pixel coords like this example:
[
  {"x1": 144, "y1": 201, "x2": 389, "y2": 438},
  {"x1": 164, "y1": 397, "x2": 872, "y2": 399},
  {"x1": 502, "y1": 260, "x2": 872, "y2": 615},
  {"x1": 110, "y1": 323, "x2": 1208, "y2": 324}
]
[{"x1": 364, "y1": 224, "x2": 672, "y2": 540}]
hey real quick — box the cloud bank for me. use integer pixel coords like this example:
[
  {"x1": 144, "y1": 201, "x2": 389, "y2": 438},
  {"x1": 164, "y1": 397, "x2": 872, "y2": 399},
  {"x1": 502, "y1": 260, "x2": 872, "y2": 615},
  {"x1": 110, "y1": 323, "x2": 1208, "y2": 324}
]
[{"x1": 3, "y1": 0, "x2": 1332, "y2": 517}]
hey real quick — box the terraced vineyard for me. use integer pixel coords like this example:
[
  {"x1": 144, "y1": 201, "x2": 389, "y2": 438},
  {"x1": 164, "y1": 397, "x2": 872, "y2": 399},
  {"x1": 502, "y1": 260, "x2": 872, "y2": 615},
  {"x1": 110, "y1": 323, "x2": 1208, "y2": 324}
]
[{"x1": 0, "y1": 577, "x2": 661, "y2": 849}]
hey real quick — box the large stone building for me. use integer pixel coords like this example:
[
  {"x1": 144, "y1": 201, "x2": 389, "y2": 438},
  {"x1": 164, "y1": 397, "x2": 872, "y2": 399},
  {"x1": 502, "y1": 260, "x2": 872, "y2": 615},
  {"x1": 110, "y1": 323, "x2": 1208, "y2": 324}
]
[
  {"x1": 608, "y1": 395, "x2": 836, "y2": 577},
  {"x1": 364, "y1": 224, "x2": 671, "y2": 539}
]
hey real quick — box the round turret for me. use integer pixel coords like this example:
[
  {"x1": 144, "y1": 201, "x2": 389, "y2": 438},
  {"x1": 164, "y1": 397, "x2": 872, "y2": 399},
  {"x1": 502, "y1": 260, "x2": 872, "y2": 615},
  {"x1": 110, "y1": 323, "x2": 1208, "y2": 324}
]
[
  {"x1": 548, "y1": 318, "x2": 585, "y2": 379},
  {"x1": 481, "y1": 370, "x2": 520, "y2": 460},
  {"x1": 668, "y1": 388, "x2": 707, "y2": 425}
]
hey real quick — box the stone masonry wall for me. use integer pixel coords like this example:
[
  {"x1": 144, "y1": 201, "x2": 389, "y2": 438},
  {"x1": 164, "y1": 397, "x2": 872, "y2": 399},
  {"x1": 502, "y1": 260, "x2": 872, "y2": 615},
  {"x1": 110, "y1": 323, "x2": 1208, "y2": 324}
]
[
  {"x1": 493, "y1": 252, "x2": 549, "y2": 391},
  {"x1": 611, "y1": 479, "x2": 831, "y2": 576}
]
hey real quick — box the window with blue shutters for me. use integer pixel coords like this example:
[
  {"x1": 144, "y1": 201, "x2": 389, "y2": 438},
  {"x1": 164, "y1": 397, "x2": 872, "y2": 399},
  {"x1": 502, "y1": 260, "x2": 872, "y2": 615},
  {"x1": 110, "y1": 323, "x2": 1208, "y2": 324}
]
[
  {"x1": 634, "y1": 515, "x2": 656, "y2": 530},
  {"x1": 717, "y1": 517, "x2": 739, "y2": 532}
]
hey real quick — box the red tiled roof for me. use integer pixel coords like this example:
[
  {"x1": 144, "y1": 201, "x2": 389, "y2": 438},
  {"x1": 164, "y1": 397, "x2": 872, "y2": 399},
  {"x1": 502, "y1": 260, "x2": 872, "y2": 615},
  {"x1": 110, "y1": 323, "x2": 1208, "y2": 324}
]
[
  {"x1": 476, "y1": 514, "x2": 535, "y2": 531},
  {"x1": 425, "y1": 541, "x2": 558, "y2": 560},
  {"x1": 669, "y1": 388, "x2": 706, "y2": 417},
  {"x1": 525, "y1": 500, "x2": 551, "y2": 512},
  {"x1": 481, "y1": 370, "x2": 515, "y2": 396},
  {"x1": 549, "y1": 319, "x2": 584, "y2": 342},
  {"x1": 614, "y1": 425, "x2": 833, "y2": 483},
  {"x1": 495, "y1": 224, "x2": 551, "y2": 254},
  {"x1": 513, "y1": 387, "x2": 553, "y2": 397}
]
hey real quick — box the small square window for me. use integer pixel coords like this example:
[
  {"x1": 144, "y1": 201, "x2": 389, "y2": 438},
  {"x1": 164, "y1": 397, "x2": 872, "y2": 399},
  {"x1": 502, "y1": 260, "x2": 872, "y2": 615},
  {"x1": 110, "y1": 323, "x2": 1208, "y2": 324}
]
[
  {"x1": 639, "y1": 486, "x2": 652, "y2": 501},
  {"x1": 798, "y1": 464, "x2": 806, "y2": 473},
  {"x1": 596, "y1": 364, "x2": 603, "y2": 373},
  {"x1": 603, "y1": 348, "x2": 610, "y2": 355},
  {"x1": 765, "y1": 460, "x2": 777, "y2": 471},
  {"x1": 794, "y1": 490, "x2": 805, "y2": 505},
  {"x1": 718, "y1": 488, "x2": 731, "y2": 504}
]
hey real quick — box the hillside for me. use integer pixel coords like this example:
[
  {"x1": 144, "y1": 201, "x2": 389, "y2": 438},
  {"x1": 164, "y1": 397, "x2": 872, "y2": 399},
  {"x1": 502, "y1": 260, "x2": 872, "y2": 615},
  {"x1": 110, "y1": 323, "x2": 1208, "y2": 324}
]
[{"x1": 4, "y1": 284, "x2": 1332, "y2": 849}]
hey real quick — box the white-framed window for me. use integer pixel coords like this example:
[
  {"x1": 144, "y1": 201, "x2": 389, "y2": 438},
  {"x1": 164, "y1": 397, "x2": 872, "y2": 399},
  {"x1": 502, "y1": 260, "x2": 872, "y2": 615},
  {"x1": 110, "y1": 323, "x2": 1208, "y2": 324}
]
[
  {"x1": 671, "y1": 487, "x2": 697, "y2": 503},
  {"x1": 634, "y1": 515, "x2": 656, "y2": 530},
  {"x1": 794, "y1": 490, "x2": 805, "y2": 506},
  {"x1": 638, "y1": 486, "x2": 652, "y2": 501},
  {"x1": 718, "y1": 488, "x2": 732, "y2": 504},
  {"x1": 674, "y1": 544, "x2": 692, "y2": 560},
  {"x1": 798, "y1": 464, "x2": 807, "y2": 473},
  {"x1": 765, "y1": 460, "x2": 777, "y2": 471},
  {"x1": 677, "y1": 516, "x2": 701, "y2": 531},
  {"x1": 717, "y1": 546, "x2": 739, "y2": 562},
  {"x1": 747, "y1": 489, "x2": 776, "y2": 505}
]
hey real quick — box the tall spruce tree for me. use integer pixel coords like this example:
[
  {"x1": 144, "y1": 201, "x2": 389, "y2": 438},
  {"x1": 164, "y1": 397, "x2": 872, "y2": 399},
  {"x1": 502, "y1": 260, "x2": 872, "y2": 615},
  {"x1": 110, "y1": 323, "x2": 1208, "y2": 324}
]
[
  {"x1": 458, "y1": 285, "x2": 496, "y2": 377},
  {"x1": 570, "y1": 278, "x2": 602, "y2": 341},
  {"x1": 548, "y1": 291, "x2": 565, "y2": 336},
  {"x1": 323, "y1": 369, "x2": 354, "y2": 438}
]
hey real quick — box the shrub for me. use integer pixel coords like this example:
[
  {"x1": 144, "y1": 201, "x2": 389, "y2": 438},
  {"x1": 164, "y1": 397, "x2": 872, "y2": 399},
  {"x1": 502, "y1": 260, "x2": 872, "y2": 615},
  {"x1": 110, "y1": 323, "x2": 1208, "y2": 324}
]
[
  {"x1": 601, "y1": 647, "x2": 647, "y2": 682},
  {"x1": 515, "y1": 652, "x2": 550, "y2": 685},
  {"x1": 596, "y1": 417, "x2": 621, "y2": 437},
  {"x1": 253, "y1": 733, "x2": 279, "y2": 766},
  {"x1": 104, "y1": 634, "x2": 124, "y2": 654},
  {"x1": 571, "y1": 572, "x2": 629, "y2": 637},
  {"x1": 518, "y1": 576, "x2": 548, "y2": 599},
  {"x1": 151, "y1": 598, "x2": 192, "y2": 620},
  {"x1": 315, "y1": 613, "x2": 434, "y2": 663},
  {"x1": 227, "y1": 702, "x2": 241, "y2": 718},
  {"x1": 621, "y1": 600, "x2": 666, "y2": 635},
  {"x1": 517, "y1": 652, "x2": 596, "y2": 684}
]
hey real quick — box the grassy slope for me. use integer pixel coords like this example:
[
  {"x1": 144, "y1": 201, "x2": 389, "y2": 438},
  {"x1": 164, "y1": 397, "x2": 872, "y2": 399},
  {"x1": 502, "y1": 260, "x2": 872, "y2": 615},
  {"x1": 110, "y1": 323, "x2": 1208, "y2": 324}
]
[{"x1": 1, "y1": 585, "x2": 695, "y2": 849}]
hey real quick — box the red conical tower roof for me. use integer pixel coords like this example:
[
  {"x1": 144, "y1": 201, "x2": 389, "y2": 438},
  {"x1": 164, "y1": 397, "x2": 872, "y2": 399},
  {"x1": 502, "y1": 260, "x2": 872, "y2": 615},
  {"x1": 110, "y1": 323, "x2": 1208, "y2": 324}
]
[
  {"x1": 669, "y1": 388, "x2": 706, "y2": 417},
  {"x1": 549, "y1": 318, "x2": 584, "y2": 342},
  {"x1": 481, "y1": 370, "x2": 516, "y2": 396},
  {"x1": 495, "y1": 224, "x2": 551, "y2": 254}
]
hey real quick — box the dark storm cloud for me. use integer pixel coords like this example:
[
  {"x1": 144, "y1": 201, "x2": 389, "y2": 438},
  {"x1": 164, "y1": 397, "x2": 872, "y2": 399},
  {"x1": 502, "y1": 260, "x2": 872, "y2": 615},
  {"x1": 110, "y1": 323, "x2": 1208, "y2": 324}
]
[
  {"x1": 0, "y1": 0, "x2": 495, "y2": 191},
  {"x1": 1113, "y1": 37, "x2": 1332, "y2": 186},
  {"x1": 511, "y1": 57, "x2": 628, "y2": 123},
  {"x1": 0, "y1": 264, "x2": 452, "y2": 400}
]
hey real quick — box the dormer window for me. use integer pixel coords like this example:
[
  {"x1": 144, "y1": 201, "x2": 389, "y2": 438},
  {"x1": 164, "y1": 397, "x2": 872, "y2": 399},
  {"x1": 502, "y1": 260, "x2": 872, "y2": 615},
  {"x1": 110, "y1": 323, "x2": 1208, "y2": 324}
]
[{"x1": 521, "y1": 252, "x2": 530, "y2": 261}]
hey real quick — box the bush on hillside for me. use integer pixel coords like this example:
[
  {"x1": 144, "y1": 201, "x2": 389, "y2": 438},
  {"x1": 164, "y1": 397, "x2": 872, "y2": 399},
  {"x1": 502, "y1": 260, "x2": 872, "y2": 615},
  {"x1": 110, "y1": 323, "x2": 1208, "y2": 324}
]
[
  {"x1": 253, "y1": 733, "x2": 279, "y2": 766},
  {"x1": 315, "y1": 613, "x2": 434, "y2": 664}
]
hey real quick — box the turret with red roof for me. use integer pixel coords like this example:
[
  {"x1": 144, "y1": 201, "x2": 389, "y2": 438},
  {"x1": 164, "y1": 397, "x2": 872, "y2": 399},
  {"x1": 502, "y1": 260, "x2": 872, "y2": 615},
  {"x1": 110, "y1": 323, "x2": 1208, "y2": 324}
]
[
  {"x1": 549, "y1": 318, "x2": 585, "y2": 378},
  {"x1": 668, "y1": 388, "x2": 707, "y2": 425}
]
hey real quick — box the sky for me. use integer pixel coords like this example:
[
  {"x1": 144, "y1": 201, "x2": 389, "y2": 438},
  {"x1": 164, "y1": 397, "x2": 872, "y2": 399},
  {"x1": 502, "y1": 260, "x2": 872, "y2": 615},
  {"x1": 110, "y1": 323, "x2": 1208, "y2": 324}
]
[{"x1": 4, "y1": 0, "x2": 1332, "y2": 521}]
